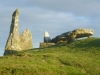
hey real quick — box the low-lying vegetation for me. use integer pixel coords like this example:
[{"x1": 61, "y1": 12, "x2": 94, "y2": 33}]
[{"x1": 0, "y1": 37, "x2": 100, "y2": 75}]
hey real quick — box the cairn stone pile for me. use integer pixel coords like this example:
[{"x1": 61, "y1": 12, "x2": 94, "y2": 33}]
[{"x1": 4, "y1": 9, "x2": 33, "y2": 55}]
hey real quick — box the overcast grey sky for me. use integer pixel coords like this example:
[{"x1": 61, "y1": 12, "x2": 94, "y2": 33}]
[{"x1": 0, "y1": 0, "x2": 100, "y2": 56}]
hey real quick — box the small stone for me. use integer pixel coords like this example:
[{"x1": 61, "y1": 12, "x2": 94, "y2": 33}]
[{"x1": 44, "y1": 31, "x2": 51, "y2": 43}]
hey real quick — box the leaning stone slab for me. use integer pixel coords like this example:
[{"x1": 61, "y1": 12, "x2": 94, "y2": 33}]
[{"x1": 51, "y1": 28, "x2": 94, "y2": 44}]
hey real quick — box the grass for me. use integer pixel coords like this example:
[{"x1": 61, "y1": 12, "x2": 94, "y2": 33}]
[{"x1": 0, "y1": 37, "x2": 100, "y2": 75}]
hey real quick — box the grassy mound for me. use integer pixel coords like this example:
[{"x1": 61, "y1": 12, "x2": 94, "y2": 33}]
[{"x1": 0, "y1": 37, "x2": 100, "y2": 75}]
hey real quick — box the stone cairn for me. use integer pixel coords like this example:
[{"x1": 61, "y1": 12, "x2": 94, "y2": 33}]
[
  {"x1": 40, "y1": 31, "x2": 55, "y2": 48},
  {"x1": 4, "y1": 9, "x2": 33, "y2": 55}
]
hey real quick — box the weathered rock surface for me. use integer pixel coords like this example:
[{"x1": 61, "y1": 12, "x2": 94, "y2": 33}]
[
  {"x1": 72, "y1": 28, "x2": 94, "y2": 38},
  {"x1": 20, "y1": 29, "x2": 33, "y2": 50},
  {"x1": 44, "y1": 31, "x2": 51, "y2": 43},
  {"x1": 51, "y1": 28, "x2": 94, "y2": 43},
  {"x1": 4, "y1": 9, "x2": 33, "y2": 55},
  {"x1": 4, "y1": 9, "x2": 21, "y2": 55},
  {"x1": 40, "y1": 42, "x2": 55, "y2": 48}
]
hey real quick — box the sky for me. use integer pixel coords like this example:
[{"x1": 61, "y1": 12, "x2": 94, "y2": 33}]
[{"x1": 0, "y1": 0, "x2": 100, "y2": 56}]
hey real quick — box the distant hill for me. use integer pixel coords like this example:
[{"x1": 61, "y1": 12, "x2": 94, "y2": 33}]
[{"x1": 0, "y1": 37, "x2": 100, "y2": 75}]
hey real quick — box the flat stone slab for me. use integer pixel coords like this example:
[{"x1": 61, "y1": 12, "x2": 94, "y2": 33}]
[{"x1": 40, "y1": 43, "x2": 55, "y2": 48}]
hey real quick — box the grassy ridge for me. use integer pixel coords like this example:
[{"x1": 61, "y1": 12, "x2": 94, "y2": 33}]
[{"x1": 0, "y1": 37, "x2": 100, "y2": 75}]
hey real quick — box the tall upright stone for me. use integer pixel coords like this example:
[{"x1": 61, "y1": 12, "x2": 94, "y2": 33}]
[
  {"x1": 4, "y1": 9, "x2": 33, "y2": 55},
  {"x1": 44, "y1": 31, "x2": 51, "y2": 43},
  {"x1": 4, "y1": 9, "x2": 21, "y2": 55}
]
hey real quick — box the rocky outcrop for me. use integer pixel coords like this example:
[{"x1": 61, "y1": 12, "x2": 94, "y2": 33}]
[
  {"x1": 4, "y1": 9, "x2": 33, "y2": 55},
  {"x1": 44, "y1": 31, "x2": 51, "y2": 43},
  {"x1": 51, "y1": 28, "x2": 94, "y2": 43}
]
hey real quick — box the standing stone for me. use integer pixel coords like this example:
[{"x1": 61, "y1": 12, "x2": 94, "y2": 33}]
[
  {"x1": 20, "y1": 29, "x2": 33, "y2": 50},
  {"x1": 4, "y1": 9, "x2": 21, "y2": 55},
  {"x1": 44, "y1": 31, "x2": 51, "y2": 43},
  {"x1": 4, "y1": 9, "x2": 33, "y2": 55}
]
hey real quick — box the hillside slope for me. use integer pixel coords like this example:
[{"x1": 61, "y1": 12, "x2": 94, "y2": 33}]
[{"x1": 0, "y1": 37, "x2": 100, "y2": 75}]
